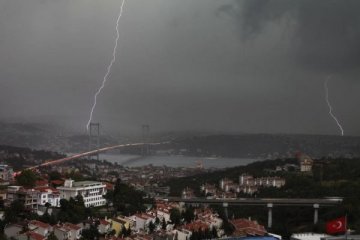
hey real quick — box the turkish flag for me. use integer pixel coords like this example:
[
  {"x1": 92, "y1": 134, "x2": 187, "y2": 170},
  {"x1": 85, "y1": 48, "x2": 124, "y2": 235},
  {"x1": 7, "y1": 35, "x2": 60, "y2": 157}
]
[{"x1": 326, "y1": 217, "x2": 346, "y2": 234}]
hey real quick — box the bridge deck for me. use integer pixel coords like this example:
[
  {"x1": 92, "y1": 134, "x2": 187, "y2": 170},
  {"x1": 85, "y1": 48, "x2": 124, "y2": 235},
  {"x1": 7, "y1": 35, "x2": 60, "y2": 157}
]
[{"x1": 166, "y1": 197, "x2": 342, "y2": 207}]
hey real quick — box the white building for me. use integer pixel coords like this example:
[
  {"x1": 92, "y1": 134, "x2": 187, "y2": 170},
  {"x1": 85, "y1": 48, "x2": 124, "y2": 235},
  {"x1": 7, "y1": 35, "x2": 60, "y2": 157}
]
[
  {"x1": 173, "y1": 229, "x2": 192, "y2": 240},
  {"x1": 57, "y1": 179, "x2": 107, "y2": 207},
  {"x1": 34, "y1": 187, "x2": 60, "y2": 207},
  {"x1": 98, "y1": 219, "x2": 111, "y2": 234},
  {"x1": 156, "y1": 208, "x2": 171, "y2": 223},
  {"x1": 53, "y1": 223, "x2": 82, "y2": 240},
  {"x1": 239, "y1": 174, "x2": 285, "y2": 188},
  {"x1": 129, "y1": 213, "x2": 156, "y2": 231}
]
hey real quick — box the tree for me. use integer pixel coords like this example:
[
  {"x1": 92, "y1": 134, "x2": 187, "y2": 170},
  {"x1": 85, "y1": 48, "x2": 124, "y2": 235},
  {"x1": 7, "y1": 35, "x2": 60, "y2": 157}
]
[
  {"x1": 47, "y1": 232, "x2": 59, "y2": 240},
  {"x1": 60, "y1": 199, "x2": 70, "y2": 211},
  {"x1": 220, "y1": 220, "x2": 234, "y2": 236},
  {"x1": 161, "y1": 218, "x2": 167, "y2": 230},
  {"x1": 170, "y1": 208, "x2": 181, "y2": 225},
  {"x1": 120, "y1": 224, "x2": 127, "y2": 237},
  {"x1": 148, "y1": 221, "x2": 155, "y2": 233},
  {"x1": 58, "y1": 197, "x2": 86, "y2": 223},
  {"x1": 110, "y1": 178, "x2": 147, "y2": 215},
  {"x1": 48, "y1": 171, "x2": 62, "y2": 181},
  {"x1": 15, "y1": 170, "x2": 37, "y2": 188},
  {"x1": 81, "y1": 224, "x2": 99, "y2": 240},
  {"x1": 75, "y1": 194, "x2": 85, "y2": 207},
  {"x1": 5, "y1": 200, "x2": 25, "y2": 223},
  {"x1": 211, "y1": 226, "x2": 218, "y2": 238},
  {"x1": 182, "y1": 206, "x2": 195, "y2": 223}
]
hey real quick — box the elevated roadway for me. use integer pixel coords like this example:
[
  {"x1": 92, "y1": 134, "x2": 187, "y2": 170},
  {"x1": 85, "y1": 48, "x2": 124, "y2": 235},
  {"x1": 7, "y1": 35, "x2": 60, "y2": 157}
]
[
  {"x1": 166, "y1": 197, "x2": 343, "y2": 206},
  {"x1": 166, "y1": 197, "x2": 343, "y2": 228}
]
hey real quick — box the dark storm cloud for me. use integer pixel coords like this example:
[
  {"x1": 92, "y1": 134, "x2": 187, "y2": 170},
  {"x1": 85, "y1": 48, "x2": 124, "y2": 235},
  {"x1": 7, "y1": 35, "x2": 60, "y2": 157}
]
[
  {"x1": 0, "y1": 0, "x2": 359, "y2": 136},
  {"x1": 219, "y1": 0, "x2": 360, "y2": 73}
]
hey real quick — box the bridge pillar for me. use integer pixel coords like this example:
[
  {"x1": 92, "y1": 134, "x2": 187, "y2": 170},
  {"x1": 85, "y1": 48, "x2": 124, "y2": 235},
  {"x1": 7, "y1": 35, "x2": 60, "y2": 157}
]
[
  {"x1": 313, "y1": 204, "x2": 319, "y2": 224},
  {"x1": 267, "y1": 203, "x2": 273, "y2": 229},
  {"x1": 223, "y1": 202, "x2": 229, "y2": 219}
]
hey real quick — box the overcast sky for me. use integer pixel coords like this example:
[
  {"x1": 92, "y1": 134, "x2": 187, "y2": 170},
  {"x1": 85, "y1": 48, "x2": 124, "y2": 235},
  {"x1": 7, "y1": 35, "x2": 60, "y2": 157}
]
[{"x1": 0, "y1": 0, "x2": 359, "y2": 136}]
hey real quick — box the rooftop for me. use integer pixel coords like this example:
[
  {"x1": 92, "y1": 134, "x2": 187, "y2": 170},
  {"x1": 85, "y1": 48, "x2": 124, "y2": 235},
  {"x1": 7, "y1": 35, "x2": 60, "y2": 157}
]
[
  {"x1": 73, "y1": 181, "x2": 104, "y2": 187},
  {"x1": 29, "y1": 220, "x2": 51, "y2": 229}
]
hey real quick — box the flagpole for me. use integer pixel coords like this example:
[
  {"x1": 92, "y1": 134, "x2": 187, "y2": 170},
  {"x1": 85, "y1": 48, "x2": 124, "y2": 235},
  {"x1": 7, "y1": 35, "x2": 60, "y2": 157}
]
[{"x1": 345, "y1": 214, "x2": 348, "y2": 240}]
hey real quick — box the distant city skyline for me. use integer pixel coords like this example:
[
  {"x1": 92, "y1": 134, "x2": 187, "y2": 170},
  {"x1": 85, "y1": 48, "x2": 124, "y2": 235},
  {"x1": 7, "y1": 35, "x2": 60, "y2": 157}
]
[{"x1": 0, "y1": 0, "x2": 359, "y2": 136}]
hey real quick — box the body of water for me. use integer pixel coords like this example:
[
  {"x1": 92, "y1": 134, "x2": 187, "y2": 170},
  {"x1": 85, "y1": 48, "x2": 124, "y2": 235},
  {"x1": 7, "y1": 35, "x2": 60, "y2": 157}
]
[{"x1": 95, "y1": 153, "x2": 261, "y2": 169}]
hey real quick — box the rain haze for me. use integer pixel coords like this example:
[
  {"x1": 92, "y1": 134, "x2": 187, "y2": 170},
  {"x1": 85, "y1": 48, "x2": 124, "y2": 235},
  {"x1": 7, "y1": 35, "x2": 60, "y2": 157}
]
[{"x1": 1, "y1": 0, "x2": 360, "y2": 136}]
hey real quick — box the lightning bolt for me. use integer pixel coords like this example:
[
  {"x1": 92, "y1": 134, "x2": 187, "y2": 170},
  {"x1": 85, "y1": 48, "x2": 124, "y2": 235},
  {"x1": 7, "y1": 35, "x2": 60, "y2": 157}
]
[
  {"x1": 86, "y1": 0, "x2": 126, "y2": 131},
  {"x1": 324, "y1": 77, "x2": 344, "y2": 136}
]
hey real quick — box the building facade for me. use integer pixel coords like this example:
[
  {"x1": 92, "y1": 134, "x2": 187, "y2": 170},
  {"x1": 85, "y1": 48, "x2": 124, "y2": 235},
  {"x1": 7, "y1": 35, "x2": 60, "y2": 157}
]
[
  {"x1": 57, "y1": 179, "x2": 107, "y2": 207},
  {"x1": 35, "y1": 187, "x2": 61, "y2": 207},
  {"x1": 0, "y1": 164, "x2": 13, "y2": 181}
]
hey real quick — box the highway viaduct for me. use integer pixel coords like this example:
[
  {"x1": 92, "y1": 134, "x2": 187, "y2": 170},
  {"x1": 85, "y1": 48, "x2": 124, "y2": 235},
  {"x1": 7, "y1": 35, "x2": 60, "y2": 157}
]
[{"x1": 166, "y1": 197, "x2": 343, "y2": 228}]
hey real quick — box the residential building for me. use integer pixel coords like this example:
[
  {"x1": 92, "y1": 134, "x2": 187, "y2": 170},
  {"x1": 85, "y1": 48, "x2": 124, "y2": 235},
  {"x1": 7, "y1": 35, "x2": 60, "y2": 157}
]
[
  {"x1": 4, "y1": 224, "x2": 23, "y2": 239},
  {"x1": 53, "y1": 223, "x2": 82, "y2": 240},
  {"x1": 156, "y1": 207, "x2": 171, "y2": 223},
  {"x1": 182, "y1": 187, "x2": 195, "y2": 199},
  {"x1": 183, "y1": 220, "x2": 209, "y2": 233},
  {"x1": 28, "y1": 220, "x2": 52, "y2": 237},
  {"x1": 220, "y1": 178, "x2": 234, "y2": 190},
  {"x1": 0, "y1": 164, "x2": 13, "y2": 181},
  {"x1": 110, "y1": 217, "x2": 130, "y2": 237},
  {"x1": 18, "y1": 231, "x2": 46, "y2": 240},
  {"x1": 196, "y1": 208, "x2": 223, "y2": 230},
  {"x1": 34, "y1": 187, "x2": 60, "y2": 207},
  {"x1": 239, "y1": 174, "x2": 255, "y2": 186},
  {"x1": 230, "y1": 218, "x2": 267, "y2": 237},
  {"x1": 296, "y1": 153, "x2": 314, "y2": 172},
  {"x1": 98, "y1": 219, "x2": 111, "y2": 234},
  {"x1": 200, "y1": 184, "x2": 217, "y2": 197},
  {"x1": 129, "y1": 213, "x2": 156, "y2": 231},
  {"x1": 6, "y1": 186, "x2": 39, "y2": 211},
  {"x1": 57, "y1": 179, "x2": 107, "y2": 207},
  {"x1": 239, "y1": 174, "x2": 285, "y2": 189},
  {"x1": 173, "y1": 229, "x2": 192, "y2": 240}
]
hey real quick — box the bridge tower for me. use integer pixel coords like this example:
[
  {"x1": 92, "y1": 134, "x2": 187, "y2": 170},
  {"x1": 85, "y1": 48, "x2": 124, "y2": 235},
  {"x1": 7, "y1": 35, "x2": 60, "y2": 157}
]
[
  {"x1": 89, "y1": 122, "x2": 100, "y2": 160},
  {"x1": 141, "y1": 124, "x2": 150, "y2": 156}
]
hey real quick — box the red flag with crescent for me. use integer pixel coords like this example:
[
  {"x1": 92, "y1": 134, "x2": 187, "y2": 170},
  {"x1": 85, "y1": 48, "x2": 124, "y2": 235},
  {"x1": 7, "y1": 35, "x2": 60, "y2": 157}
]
[{"x1": 326, "y1": 216, "x2": 346, "y2": 234}]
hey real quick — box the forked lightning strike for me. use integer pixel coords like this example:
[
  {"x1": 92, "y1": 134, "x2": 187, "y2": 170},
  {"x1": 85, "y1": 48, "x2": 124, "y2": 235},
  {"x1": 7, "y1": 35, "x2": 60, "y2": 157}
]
[
  {"x1": 324, "y1": 77, "x2": 344, "y2": 136},
  {"x1": 86, "y1": 0, "x2": 126, "y2": 130}
]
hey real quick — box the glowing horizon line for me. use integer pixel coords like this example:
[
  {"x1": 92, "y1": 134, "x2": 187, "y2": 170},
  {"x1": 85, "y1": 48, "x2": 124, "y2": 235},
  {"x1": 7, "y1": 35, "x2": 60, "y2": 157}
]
[{"x1": 86, "y1": 0, "x2": 126, "y2": 131}]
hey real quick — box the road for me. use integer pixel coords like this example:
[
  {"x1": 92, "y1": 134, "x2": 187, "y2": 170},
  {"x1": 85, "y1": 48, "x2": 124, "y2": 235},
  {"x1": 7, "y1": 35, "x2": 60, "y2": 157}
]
[{"x1": 166, "y1": 197, "x2": 343, "y2": 206}]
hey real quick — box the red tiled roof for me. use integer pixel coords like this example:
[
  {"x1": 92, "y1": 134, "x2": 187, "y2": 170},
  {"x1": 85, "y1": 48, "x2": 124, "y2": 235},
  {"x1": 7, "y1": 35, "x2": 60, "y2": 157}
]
[
  {"x1": 99, "y1": 219, "x2": 110, "y2": 225},
  {"x1": 111, "y1": 218, "x2": 127, "y2": 224},
  {"x1": 29, "y1": 220, "x2": 50, "y2": 229},
  {"x1": 51, "y1": 180, "x2": 64, "y2": 185},
  {"x1": 135, "y1": 213, "x2": 155, "y2": 220},
  {"x1": 34, "y1": 186, "x2": 59, "y2": 194},
  {"x1": 64, "y1": 223, "x2": 82, "y2": 230},
  {"x1": 183, "y1": 220, "x2": 209, "y2": 232},
  {"x1": 26, "y1": 231, "x2": 46, "y2": 240},
  {"x1": 35, "y1": 180, "x2": 49, "y2": 187},
  {"x1": 230, "y1": 219, "x2": 267, "y2": 237},
  {"x1": 54, "y1": 223, "x2": 82, "y2": 231}
]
